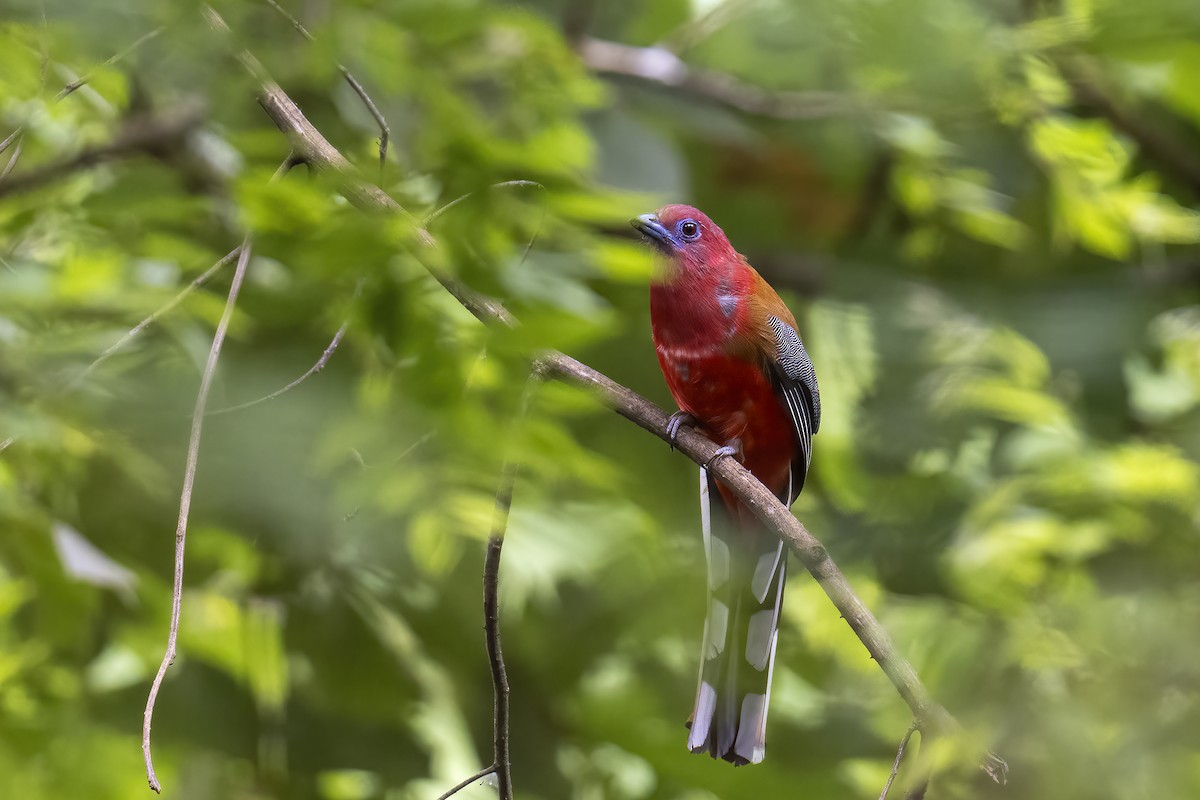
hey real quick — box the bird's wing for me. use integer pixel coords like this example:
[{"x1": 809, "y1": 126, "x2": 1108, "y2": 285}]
[{"x1": 764, "y1": 313, "x2": 820, "y2": 504}]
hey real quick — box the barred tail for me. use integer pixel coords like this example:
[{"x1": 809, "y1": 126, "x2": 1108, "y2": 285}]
[{"x1": 687, "y1": 467, "x2": 787, "y2": 765}]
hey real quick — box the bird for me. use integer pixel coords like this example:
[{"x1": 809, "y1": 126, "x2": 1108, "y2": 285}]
[{"x1": 631, "y1": 204, "x2": 820, "y2": 766}]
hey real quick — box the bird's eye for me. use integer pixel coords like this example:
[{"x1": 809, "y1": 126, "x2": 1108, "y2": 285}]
[{"x1": 679, "y1": 220, "x2": 701, "y2": 241}]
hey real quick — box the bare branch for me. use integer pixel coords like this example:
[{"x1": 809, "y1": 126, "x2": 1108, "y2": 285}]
[
  {"x1": 482, "y1": 531, "x2": 512, "y2": 799},
  {"x1": 435, "y1": 766, "x2": 496, "y2": 800},
  {"x1": 205, "y1": 4, "x2": 1003, "y2": 778},
  {"x1": 56, "y1": 27, "x2": 166, "y2": 102},
  {"x1": 0, "y1": 130, "x2": 21, "y2": 158},
  {"x1": 141, "y1": 156, "x2": 292, "y2": 794},
  {"x1": 0, "y1": 137, "x2": 24, "y2": 182},
  {"x1": 425, "y1": 180, "x2": 545, "y2": 224},
  {"x1": 536, "y1": 351, "x2": 954, "y2": 735},
  {"x1": 881, "y1": 722, "x2": 919, "y2": 800},
  {"x1": 75, "y1": 246, "x2": 243, "y2": 386},
  {"x1": 437, "y1": 373, "x2": 537, "y2": 800},
  {"x1": 206, "y1": 279, "x2": 363, "y2": 416},
  {"x1": 0, "y1": 104, "x2": 203, "y2": 200},
  {"x1": 261, "y1": 0, "x2": 391, "y2": 174},
  {"x1": 141, "y1": 238, "x2": 254, "y2": 794},
  {"x1": 578, "y1": 37, "x2": 848, "y2": 120},
  {"x1": 425, "y1": 179, "x2": 547, "y2": 270}
]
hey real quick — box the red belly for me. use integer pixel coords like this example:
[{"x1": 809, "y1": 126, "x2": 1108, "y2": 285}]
[{"x1": 657, "y1": 350, "x2": 796, "y2": 504}]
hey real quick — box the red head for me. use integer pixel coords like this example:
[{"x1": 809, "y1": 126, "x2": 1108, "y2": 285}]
[{"x1": 631, "y1": 204, "x2": 739, "y2": 279}]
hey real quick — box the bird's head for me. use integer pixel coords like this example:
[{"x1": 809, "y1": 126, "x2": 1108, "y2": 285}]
[{"x1": 631, "y1": 204, "x2": 738, "y2": 279}]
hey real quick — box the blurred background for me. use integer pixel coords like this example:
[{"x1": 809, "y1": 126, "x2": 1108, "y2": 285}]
[{"x1": 4, "y1": 0, "x2": 1200, "y2": 797}]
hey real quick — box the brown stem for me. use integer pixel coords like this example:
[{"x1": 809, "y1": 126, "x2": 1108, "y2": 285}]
[
  {"x1": 206, "y1": 280, "x2": 363, "y2": 416},
  {"x1": 141, "y1": 237, "x2": 255, "y2": 794},
  {"x1": 483, "y1": 534, "x2": 512, "y2": 800},
  {"x1": 435, "y1": 765, "x2": 497, "y2": 800},
  {"x1": 881, "y1": 722, "x2": 919, "y2": 800},
  {"x1": 141, "y1": 157, "x2": 292, "y2": 793},
  {"x1": 204, "y1": 3, "x2": 1000, "y2": 777},
  {"x1": 260, "y1": 0, "x2": 390, "y2": 174}
]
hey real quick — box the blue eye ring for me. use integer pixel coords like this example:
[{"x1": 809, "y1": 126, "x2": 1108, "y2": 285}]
[{"x1": 678, "y1": 219, "x2": 701, "y2": 241}]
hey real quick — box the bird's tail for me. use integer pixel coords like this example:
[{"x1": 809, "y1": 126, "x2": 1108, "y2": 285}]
[{"x1": 687, "y1": 467, "x2": 787, "y2": 765}]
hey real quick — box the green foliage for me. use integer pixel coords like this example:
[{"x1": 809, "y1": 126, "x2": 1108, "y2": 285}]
[{"x1": 3, "y1": 0, "x2": 1200, "y2": 798}]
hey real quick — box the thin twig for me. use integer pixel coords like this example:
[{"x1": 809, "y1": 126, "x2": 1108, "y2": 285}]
[
  {"x1": 881, "y1": 722, "x2": 919, "y2": 800},
  {"x1": 141, "y1": 238, "x2": 254, "y2": 794},
  {"x1": 141, "y1": 158, "x2": 291, "y2": 794},
  {"x1": 75, "y1": 246, "x2": 243, "y2": 386},
  {"x1": 438, "y1": 374, "x2": 538, "y2": 800},
  {"x1": 0, "y1": 138, "x2": 24, "y2": 182},
  {"x1": 0, "y1": 130, "x2": 21, "y2": 158},
  {"x1": 424, "y1": 180, "x2": 544, "y2": 224},
  {"x1": 261, "y1": 0, "x2": 390, "y2": 174},
  {"x1": 426, "y1": 180, "x2": 547, "y2": 276},
  {"x1": 0, "y1": 24, "x2": 167, "y2": 157},
  {"x1": 482, "y1": 534, "x2": 512, "y2": 800},
  {"x1": 206, "y1": 5, "x2": 1004, "y2": 778},
  {"x1": 206, "y1": 279, "x2": 363, "y2": 416},
  {"x1": 56, "y1": 27, "x2": 166, "y2": 101},
  {"x1": 578, "y1": 37, "x2": 847, "y2": 119},
  {"x1": 435, "y1": 765, "x2": 497, "y2": 800},
  {"x1": 0, "y1": 437, "x2": 14, "y2": 454}
]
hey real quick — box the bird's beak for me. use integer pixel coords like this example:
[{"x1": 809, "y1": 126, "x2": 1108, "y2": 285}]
[{"x1": 631, "y1": 213, "x2": 676, "y2": 250}]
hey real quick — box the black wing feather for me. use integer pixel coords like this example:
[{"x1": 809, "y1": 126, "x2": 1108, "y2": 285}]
[{"x1": 765, "y1": 315, "x2": 820, "y2": 504}]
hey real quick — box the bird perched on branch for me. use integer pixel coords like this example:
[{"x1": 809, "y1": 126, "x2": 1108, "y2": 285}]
[{"x1": 632, "y1": 205, "x2": 820, "y2": 765}]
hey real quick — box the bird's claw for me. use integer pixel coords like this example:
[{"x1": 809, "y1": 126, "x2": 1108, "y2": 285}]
[
  {"x1": 704, "y1": 445, "x2": 738, "y2": 471},
  {"x1": 665, "y1": 411, "x2": 697, "y2": 450}
]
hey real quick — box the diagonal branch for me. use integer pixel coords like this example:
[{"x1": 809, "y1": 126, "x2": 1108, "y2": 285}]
[
  {"x1": 435, "y1": 766, "x2": 497, "y2": 800},
  {"x1": 75, "y1": 245, "x2": 243, "y2": 386},
  {"x1": 881, "y1": 721, "x2": 919, "y2": 800},
  {"x1": 261, "y1": 0, "x2": 391, "y2": 174},
  {"x1": 536, "y1": 351, "x2": 956, "y2": 734},
  {"x1": 203, "y1": 2, "x2": 1002, "y2": 781},
  {"x1": 56, "y1": 26, "x2": 167, "y2": 102},
  {"x1": 0, "y1": 138, "x2": 24, "y2": 182}
]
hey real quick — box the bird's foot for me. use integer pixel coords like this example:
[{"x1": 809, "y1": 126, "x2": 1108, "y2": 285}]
[
  {"x1": 703, "y1": 445, "x2": 738, "y2": 471},
  {"x1": 665, "y1": 411, "x2": 697, "y2": 450}
]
